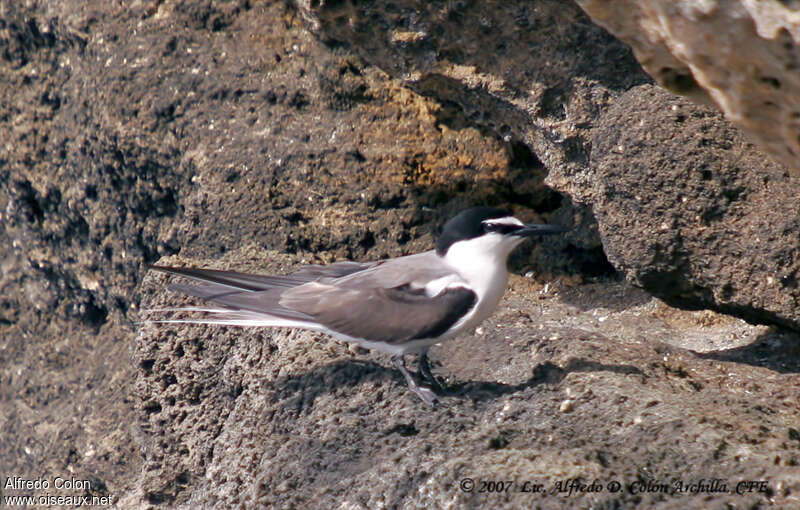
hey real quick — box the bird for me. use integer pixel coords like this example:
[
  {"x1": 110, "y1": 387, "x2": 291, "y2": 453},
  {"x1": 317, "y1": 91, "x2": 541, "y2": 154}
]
[{"x1": 145, "y1": 206, "x2": 568, "y2": 405}]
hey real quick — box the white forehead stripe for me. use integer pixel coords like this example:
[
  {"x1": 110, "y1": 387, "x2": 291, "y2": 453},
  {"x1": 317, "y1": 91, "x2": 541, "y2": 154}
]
[{"x1": 482, "y1": 216, "x2": 524, "y2": 227}]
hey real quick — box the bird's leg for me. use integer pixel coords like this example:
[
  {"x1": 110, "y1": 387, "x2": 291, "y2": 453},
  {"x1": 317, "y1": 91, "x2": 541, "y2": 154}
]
[
  {"x1": 392, "y1": 355, "x2": 439, "y2": 406},
  {"x1": 418, "y1": 349, "x2": 443, "y2": 391}
]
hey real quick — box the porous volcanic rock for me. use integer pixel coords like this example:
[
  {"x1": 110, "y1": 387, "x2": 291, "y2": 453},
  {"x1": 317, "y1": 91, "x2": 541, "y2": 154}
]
[
  {"x1": 576, "y1": 0, "x2": 800, "y2": 175},
  {"x1": 294, "y1": 0, "x2": 648, "y2": 212},
  {"x1": 2, "y1": 0, "x2": 800, "y2": 509},
  {"x1": 296, "y1": 0, "x2": 800, "y2": 332},
  {"x1": 0, "y1": 0, "x2": 574, "y2": 505},
  {"x1": 583, "y1": 84, "x2": 800, "y2": 331},
  {"x1": 136, "y1": 256, "x2": 800, "y2": 509}
]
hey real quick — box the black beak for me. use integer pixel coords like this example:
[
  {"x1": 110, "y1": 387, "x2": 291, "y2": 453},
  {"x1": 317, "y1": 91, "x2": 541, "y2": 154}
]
[{"x1": 512, "y1": 223, "x2": 569, "y2": 237}]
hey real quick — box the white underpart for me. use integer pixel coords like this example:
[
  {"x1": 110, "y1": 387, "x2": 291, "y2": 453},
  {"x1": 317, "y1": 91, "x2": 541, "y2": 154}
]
[
  {"x1": 441, "y1": 226, "x2": 526, "y2": 339},
  {"x1": 341, "y1": 336, "x2": 445, "y2": 356}
]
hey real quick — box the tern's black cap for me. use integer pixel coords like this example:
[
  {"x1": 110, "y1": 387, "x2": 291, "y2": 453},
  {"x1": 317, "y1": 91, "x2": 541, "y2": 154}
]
[{"x1": 435, "y1": 207, "x2": 511, "y2": 256}]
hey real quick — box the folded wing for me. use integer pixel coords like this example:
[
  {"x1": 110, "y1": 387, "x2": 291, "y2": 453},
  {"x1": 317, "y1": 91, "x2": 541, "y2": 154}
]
[
  {"x1": 149, "y1": 260, "x2": 477, "y2": 342},
  {"x1": 280, "y1": 283, "x2": 477, "y2": 343}
]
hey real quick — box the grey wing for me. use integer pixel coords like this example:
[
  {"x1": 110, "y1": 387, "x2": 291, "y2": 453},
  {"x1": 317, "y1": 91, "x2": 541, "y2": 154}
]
[
  {"x1": 280, "y1": 283, "x2": 477, "y2": 343},
  {"x1": 150, "y1": 261, "x2": 376, "y2": 293},
  {"x1": 326, "y1": 251, "x2": 452, "y2": 290},
  {"x1": 150, "y1": 262, "x2": 378, "y2": 321},
  {"x1": 193, "y1": 287, "x2": 317, "y2": 321},
  {"x1": 292, "y1": 261, "x2": 378, "y2": 279},
  {"x1": 148, "y1": 255, "x2": 464, "y2": 333},
  {"x1": 151, "y1": 251, "x2": 446, "y2": 297},
  {"x1": 157, "y1": 280, "x2": 317, "y2": 322}
]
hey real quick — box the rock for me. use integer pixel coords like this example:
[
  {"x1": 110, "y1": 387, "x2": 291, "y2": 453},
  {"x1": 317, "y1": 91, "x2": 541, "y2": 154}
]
[
  {"x1": 559, "y1": 398, "x2": 575, "y2": 413},
  {"x1": 294, "y1": 0, "x2": 650, "y2": 263},
  {"x1": 295, "y1": 0, "x2": 800, "y2": 331},
  {"x1": 136, "y1": 265, "x2": 800, "y2": 509},
  {"x1": 2, "y1": 0, "x2": 800, "y2": 509},
  {"x1": 0, "y1": 0, "x2": 575, "y2": 505},
  {"x1": 578, "y1": 84, "x2": 800, "y2": 331},
  {"x1": 575, "y1": 0, "x2": 800, "y2": 175}
]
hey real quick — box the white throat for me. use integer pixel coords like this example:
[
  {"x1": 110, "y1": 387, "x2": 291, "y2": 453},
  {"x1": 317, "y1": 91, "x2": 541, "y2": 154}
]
[
  {"x1": 441, "y1": 233, "x2": 524, "y2": 330},
  {"x1": 443, "y1": 233, "x2": 522, "y2": 280}
]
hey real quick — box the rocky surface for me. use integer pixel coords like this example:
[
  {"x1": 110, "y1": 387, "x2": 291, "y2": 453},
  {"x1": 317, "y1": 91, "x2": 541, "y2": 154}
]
[
  {"x1": 575, "y1": 84, "x2": 800, "y2": 330},
  {"x1": 575, "y1": 0, "x2": 800, "y2": 176},
  {"x1": 296, "y1": 0, "x2": 800, "y2": 332},
  {"x1": 1, "y1": 0, "x2": 799, "y2": 509},
  {"x1": 295, "y1": 0, "x2": 649, "y2": 228},
  {"x1": 136, "y1": 258, "x2": 800, "y2": 509}
]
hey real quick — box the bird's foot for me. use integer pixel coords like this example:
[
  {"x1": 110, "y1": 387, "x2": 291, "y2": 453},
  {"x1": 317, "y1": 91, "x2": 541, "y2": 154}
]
[
  {"x1": 409, "y1": 383, "x2": 440, "y2": 406},
  {"x1": 393, "y1": 355, "x2": 441, "y2": 406},
  {"x1": 418, "y1": 351, "x2": 444, "y2": 392}
]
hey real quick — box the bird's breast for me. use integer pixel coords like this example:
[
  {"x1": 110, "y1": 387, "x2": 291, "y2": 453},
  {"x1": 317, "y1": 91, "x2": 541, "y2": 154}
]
[{"x1": 446, "y1": 267, "x2": 510, "y2": 337}]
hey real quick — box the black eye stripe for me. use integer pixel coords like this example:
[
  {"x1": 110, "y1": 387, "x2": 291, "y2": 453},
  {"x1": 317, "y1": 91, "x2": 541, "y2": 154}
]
[{"x1": 483, "y1": 222, "x2": 521, "y2": 235}]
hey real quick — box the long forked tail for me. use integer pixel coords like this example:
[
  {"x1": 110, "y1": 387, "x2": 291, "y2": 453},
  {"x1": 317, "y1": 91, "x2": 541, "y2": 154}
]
[
  {"x1": 142, "y1": 265, "x2": 318, "y2": 328},
  {"x1": 148, "y1": 265, "x2": 310, "y2": 291}
]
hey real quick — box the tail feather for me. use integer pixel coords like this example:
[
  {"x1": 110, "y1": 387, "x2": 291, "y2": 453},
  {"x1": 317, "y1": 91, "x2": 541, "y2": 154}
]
[
  {"x1": 149, "y1": 265, "x2": 309, "y2": 291},
  {"x1": 143, "y1": 306, "x2": 233, "y2": 313},
  {"x1": 146, "y1": 261, "x2": 376, "y2": 328},
  {"x1": 168, "y1": 282, "x2": 242, "y2": 301},
  {"x1": 141, "y1": 308, "x2": 321, "y2": 329},
  {"x1": 147, "y1": 265, "x2": 318, "y2": 323}
]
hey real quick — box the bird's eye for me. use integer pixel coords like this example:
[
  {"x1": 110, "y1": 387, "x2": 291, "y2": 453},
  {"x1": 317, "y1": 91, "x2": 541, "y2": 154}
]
[{"x1": 483, "y1": 221, "x2": 520, "y2": 235}]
